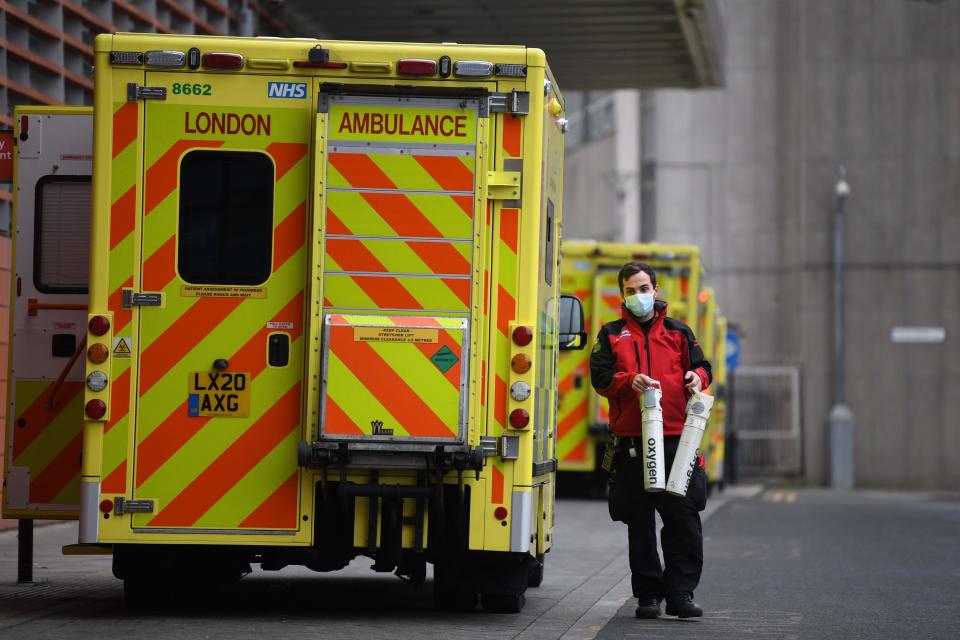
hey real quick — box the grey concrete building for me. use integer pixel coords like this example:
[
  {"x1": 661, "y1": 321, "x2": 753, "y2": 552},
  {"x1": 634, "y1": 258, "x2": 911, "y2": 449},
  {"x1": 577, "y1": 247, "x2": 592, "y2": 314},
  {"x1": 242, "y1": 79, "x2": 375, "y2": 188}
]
[{"x1": 564, "y1": 0, "x2": 960, "y2": 489}]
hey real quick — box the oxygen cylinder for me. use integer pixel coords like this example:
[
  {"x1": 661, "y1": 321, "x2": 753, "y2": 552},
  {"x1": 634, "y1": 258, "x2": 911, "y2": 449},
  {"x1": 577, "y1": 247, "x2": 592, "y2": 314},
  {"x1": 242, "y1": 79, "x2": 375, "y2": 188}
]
[
  {"x1": 641, "y1": 386, "x2": 665, "y2": 492},
  {"x1": 666, "y1": 391, "x2": 715, "y2": 497}
]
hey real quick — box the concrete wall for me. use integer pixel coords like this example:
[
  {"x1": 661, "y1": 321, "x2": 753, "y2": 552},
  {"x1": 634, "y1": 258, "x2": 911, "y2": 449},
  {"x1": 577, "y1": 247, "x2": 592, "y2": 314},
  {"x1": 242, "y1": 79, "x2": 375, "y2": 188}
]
[{"x1": 651, "y1": 0, "x2": 960, "y2": 489}]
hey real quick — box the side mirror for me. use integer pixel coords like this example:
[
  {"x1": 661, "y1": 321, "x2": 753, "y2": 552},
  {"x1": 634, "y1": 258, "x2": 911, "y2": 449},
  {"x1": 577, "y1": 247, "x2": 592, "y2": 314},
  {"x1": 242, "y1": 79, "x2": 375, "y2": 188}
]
[{"x1": 558, "y1": 294, "x2": 587, "y2": 351}]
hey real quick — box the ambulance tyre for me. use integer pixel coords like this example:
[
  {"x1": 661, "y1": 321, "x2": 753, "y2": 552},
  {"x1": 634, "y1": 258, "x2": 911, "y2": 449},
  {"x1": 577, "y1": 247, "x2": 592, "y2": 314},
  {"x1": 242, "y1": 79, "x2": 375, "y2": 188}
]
[
  {"x1": 433, "y1": 561, "x2": 478, "y2": 611},
  {"x1": 528, "y1": 553, "x2": 545, "y2": 588},
  {"x1": 481, "y1": 593, "x2": 525, "y2": 614},
  {"x1": 123, "y1": 577, "x2": 161, "y2": 609}
]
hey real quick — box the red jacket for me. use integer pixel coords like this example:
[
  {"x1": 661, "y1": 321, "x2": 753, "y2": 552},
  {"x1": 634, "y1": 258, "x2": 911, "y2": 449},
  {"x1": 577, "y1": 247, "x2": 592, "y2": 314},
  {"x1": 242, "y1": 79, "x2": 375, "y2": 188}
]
[{"x1": 590, "y1": 301, "x2": 712, "y2": 437}]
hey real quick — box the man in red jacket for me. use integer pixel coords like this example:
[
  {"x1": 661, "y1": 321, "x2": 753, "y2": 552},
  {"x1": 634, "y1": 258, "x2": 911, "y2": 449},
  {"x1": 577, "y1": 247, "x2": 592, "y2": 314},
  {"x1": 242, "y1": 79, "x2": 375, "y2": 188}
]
[{"x1": 590, "y1": 261, "x2": 712, "y2": 620}]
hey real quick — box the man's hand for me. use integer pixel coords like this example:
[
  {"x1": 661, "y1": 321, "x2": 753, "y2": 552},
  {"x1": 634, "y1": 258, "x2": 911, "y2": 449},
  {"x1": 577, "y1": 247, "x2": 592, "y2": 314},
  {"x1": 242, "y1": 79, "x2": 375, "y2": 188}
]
[
  {"x1": 684, "y1": 371, "x2": 702, "y2": 393},
  {"x1": 631, "y1": 373, "x2": 660, "y2": 392}
]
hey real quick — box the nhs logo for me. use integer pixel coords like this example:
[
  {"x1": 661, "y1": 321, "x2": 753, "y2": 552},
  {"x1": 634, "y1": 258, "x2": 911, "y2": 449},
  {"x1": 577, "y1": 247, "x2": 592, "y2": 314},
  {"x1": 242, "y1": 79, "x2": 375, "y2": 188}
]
[{"x1": 267, "y1": 82, "x2": 307, "y2": 99}]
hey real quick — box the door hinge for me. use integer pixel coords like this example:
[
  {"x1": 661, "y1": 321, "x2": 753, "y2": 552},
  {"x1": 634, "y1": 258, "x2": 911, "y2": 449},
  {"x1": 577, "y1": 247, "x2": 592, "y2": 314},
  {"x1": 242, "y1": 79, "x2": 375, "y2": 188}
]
[
  {"x1": 127, "y1": 83, "x2": 167, "y2": 101},
  {"x1": 487, "y1": 171, "x2": 522, "y2": 200},
  {"x1": 114, "y1": 497, "x2": 155, "y2": 515},
  {"x1": 122, "y1": 289, "x2": 163, "y2": 308},
  {"x1": 488, "y1": 91, "x2": 530, "y2": 115}
]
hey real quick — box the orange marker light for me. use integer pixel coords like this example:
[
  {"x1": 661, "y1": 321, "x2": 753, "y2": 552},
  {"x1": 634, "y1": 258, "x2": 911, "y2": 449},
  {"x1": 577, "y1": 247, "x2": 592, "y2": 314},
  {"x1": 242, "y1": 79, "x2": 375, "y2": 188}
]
[
  {"x1": 511, "y1": 353, "x2": 532, "y2": 374},
  {"x1": 87, "y1": 343, "x2": 109, "y2": 364}
]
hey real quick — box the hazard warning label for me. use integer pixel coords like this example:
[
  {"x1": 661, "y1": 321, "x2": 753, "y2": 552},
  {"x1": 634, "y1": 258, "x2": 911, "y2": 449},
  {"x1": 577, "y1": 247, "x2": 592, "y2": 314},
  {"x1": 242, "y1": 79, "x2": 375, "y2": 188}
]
[{"x1": 113, "y1": 337, "x2": 132, "y2": 358}]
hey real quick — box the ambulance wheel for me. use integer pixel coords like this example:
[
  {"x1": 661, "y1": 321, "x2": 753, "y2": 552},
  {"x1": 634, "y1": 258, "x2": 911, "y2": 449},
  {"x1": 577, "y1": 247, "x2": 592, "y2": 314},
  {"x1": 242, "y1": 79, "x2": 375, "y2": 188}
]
[
  {"x1": 433, "y1": 562, "x2": 478, "y2": 611},
  {"x1": 123, "y1": 577, "x2": 160, "y2": 609},
  {"x1": 528, "y1": 554, "x2": 545, "y2": 588},
  {"x1": 481, "y1": 592, "x2": 526, "y2": 613}
]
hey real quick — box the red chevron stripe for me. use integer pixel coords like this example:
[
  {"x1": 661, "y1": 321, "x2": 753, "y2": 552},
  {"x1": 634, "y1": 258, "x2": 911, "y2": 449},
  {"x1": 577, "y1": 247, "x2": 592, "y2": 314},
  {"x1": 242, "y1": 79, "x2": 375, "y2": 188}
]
[
  {"x1": 142, "y1": 236, "x2": 177, "y2": 292},
  {"x1": 494, "y1": 375, "x2": 507, "y2": 427},
  {"x1": 104, "y1": 369, "x2": 131, "y2": 435},
  {"x1": 558, "y1": 399, "x2": 588, "y2": 440},
  {"x1": 110, "y1": 186, "x2": 137, "y2": 249},
  {"x1": 13, "y1": 381, "x2": 84, "y2": 458},
  {"x1": 109, "y1": 277, "x2": 134, "y2": 334},
  {"x1": 412, "y1": 155, "x2": 474, "y2": 192},
  {"x1": 112, "y1": 102, "x2": 138, "y2": 158},
  {"x1": 328, "y1": 153, "x2": 396, "y2": 190},
  {"x1": 29, "y1": 433, "x2": 82, "y2": 503},
  {"x1": 323, "y1": 395, "x2": 364, "y2": 436},
  {"x1": 135, "y1": 292, "x2": 304, "y2": 488},
  {"x1": 267, "y1": 142, "x2": 308, "y2": 181},
  {"x1": 562, "y1": 439, "x2": 588, "y2": 464},
  {"x1": 491, "y1": 464, "x2": 504, "y2": 504},
  {"x1": 273, "y1": 201, "x2": 307, "y2": 271},
  {"x1": 497, "y1": 285, "x2": 515, "y2": 337},
  {"x1": 325, "y1": 208, "x2": 352, "y2": 235},
  {"x1": 138, "y1": 297, "x2": 245, "y2": 396},
  {"x1": 102, "y1": 460, "x2": 127, "y2": 494},
  {"x1": 239, "y1": 471, "x2": 299, "y2": 529},
  {"x1": 145, "y1": 139, "x2": 224, "y2": 214},
  {"x1": 360, "y1": 192, "x2": 444, "y2": 238},
  {"x1": 146, "y1": 383, "x2": 302, "y2": 527},
  {"x1": 500, "y1": 208, "x2": 519, "y2": 254},
  {"x1": 331, "y1": 331, "x2": 454, "y2": 438},
  {"x1": 502, "y1": 114, "x2": 521, "y2": 157}
]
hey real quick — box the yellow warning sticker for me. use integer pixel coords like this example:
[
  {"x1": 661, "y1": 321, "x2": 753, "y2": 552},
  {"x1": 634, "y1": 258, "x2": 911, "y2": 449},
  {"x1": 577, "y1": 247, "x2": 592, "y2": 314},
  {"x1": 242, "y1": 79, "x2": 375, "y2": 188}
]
[
  {"x1": 113, "y1": 337, "x2": 132, "y2": 358},
  {"x1": 181, "y1": 285, "x2": 267, "y2": 299},
  {"x1": 353, "y1": 326, "x2": 439, "y2": 344}
]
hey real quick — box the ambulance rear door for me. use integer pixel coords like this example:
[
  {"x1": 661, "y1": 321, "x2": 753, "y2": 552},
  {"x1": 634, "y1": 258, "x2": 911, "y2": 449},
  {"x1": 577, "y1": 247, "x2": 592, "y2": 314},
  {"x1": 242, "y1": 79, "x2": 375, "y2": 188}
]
[
  {"x1": 128, "y1": 73, "x2": 312, "y2": 533},
  {"x1": 315, "y1": 92, "x2": 483, "y2": 447},
  {"x1": 3, "y1": 108, "x2": 92, "y2": 519}
]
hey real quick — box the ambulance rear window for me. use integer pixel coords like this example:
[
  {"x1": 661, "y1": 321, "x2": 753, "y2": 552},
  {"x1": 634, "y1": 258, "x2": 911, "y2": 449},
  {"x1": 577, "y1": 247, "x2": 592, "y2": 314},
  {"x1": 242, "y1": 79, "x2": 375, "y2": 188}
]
[
  {"x1": 34, "y1": 176, "x2": 91, "y2": 294},
  {"x1": 178, "y1": 150, "x2": 274, "y2": 286}
]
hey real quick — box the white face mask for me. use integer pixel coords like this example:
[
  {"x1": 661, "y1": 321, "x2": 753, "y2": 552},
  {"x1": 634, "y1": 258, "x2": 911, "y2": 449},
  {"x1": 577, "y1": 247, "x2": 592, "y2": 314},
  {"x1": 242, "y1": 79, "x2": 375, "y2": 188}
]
[{"x1": 624, "y1": 293, "x2": 655, "y2": 317}]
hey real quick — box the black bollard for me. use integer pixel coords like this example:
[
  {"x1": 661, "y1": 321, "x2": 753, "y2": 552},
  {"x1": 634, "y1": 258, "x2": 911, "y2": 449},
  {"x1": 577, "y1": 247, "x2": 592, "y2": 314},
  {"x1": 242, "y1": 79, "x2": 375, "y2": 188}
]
[{"x1": 17, "y1": 519, "x2": 34, "y2": 583}]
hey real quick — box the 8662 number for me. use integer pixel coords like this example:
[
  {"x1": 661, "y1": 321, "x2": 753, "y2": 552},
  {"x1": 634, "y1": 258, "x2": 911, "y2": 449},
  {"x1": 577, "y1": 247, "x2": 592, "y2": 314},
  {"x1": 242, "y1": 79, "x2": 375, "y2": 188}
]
[{"x1": 172, "y1": 83, "x2": 212, "y2": 96}]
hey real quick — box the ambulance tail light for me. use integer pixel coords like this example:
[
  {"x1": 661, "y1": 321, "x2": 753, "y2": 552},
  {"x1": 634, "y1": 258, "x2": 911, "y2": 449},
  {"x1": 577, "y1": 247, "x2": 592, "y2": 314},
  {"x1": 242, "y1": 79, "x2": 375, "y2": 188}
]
[
  {"x1": 203, "y1": 53, "x2": 244, "y2": 70},
  {"x1": 494, "y1": 506, "x2": 509, "y2": 520},
  {"x1": 512, "y1": 326, "x2": 533, "y2": 346},
  {"x1": 88, "y1": 315, "x2": 110, "y2": 336},
  {"x1": 509, "y1": 408, "x2": 530, "y2": 429},
  {"x1": 99, "y1": 499, "x2": 114, "y2": 514},
  {"x1": 398, "y1": 59, "x2": 436, "y2": 75},
  {"x1": 632, "y1": 252, "x2": 650, "y2": 260},
  {"x1": 85, "y1": 399, "x2": 107, "y2": 420}
]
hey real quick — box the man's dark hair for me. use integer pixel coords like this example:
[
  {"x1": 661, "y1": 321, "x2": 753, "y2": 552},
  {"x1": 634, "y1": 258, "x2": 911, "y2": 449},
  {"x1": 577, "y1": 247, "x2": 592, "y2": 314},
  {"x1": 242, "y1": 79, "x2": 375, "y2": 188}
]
[{"x1": 618, "y1": 262, "x2": 657, "y2": 292}]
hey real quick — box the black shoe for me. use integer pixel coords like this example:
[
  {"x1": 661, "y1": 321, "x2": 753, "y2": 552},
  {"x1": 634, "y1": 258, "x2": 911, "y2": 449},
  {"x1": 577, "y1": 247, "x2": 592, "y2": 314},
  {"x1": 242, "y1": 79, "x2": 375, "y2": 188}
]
[
  {"x1": 634, "y1": 596, "x2": 661, "y2": 619},
  {"x1": 666, "y1": 593, "x2": 703, "y2": 618}
]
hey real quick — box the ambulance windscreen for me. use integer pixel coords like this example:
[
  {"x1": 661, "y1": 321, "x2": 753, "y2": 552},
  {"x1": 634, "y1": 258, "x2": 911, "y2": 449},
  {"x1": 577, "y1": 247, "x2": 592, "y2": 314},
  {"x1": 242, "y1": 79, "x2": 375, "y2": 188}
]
[{"x1": 178, "y1": 150, "x2": 274, "y2": 285}]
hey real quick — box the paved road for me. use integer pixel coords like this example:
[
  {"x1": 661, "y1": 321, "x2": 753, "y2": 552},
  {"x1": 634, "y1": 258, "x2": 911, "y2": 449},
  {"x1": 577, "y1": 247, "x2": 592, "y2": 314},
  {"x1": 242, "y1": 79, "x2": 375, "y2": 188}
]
[
  {"x1": 0, "y1": 496, "x2": 675, "y2": 640},
  {"x1": 596, "y1": 488, "x2": 960, "y2": 640}
]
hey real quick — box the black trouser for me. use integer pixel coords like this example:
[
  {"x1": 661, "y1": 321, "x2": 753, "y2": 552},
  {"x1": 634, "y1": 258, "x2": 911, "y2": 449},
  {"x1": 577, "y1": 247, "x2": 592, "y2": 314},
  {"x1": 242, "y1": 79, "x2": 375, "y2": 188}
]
[{"x1": 607, "y1": 435, "x2": 707, "y2": 599}]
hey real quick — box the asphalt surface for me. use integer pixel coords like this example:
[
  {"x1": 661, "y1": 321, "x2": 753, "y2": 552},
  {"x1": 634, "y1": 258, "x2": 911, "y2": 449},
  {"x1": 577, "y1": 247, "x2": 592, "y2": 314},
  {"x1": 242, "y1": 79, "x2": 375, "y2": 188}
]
[{"x1": 596, "y1": 488, "x2": 960, "y2": 640}]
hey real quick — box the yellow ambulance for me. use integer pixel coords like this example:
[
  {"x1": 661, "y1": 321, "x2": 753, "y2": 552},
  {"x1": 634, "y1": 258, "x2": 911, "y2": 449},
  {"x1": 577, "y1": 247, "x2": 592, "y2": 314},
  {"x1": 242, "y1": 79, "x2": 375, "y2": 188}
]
[
  {"x1": 5, "y1": 33, "x2": 587, "y2": 612},
  {"x1": 697, "y1": 287, "x2": 728, "y2": 489},
  {"x1": 557, "y1": 242, "x2": 702, "y2": 489}
]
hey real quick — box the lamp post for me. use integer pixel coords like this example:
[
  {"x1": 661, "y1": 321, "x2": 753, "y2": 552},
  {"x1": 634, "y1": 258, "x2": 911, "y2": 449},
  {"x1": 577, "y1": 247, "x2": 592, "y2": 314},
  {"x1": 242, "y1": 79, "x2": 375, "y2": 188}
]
[{"x1": 828, "y1": 165, "x2": 854, "y2": 489}]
